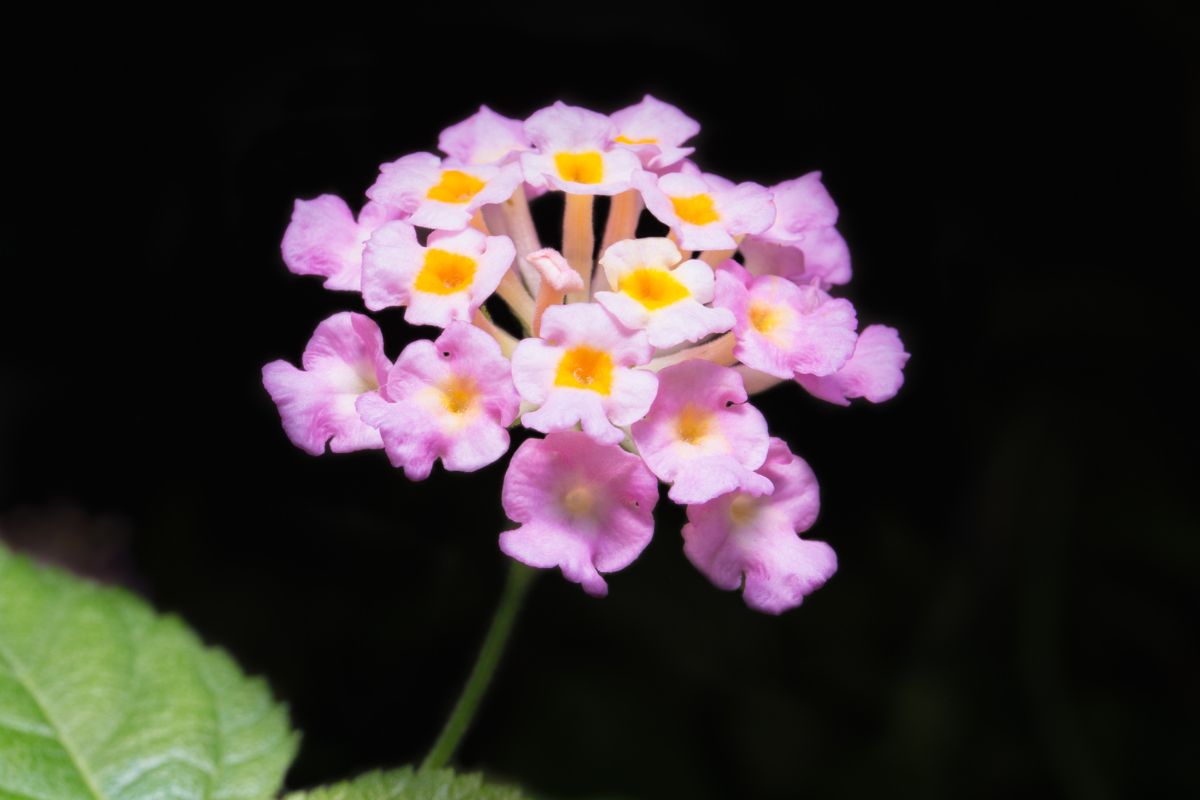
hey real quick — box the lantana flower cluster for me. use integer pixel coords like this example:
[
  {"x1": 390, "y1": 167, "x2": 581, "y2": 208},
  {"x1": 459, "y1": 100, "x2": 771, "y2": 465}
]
[{"x1": 264, "y1": 97, "x2": 908, "y2": 614}]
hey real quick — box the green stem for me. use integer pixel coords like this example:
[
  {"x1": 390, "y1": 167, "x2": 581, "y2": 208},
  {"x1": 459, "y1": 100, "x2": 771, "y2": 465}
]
[{"x1": 420, "y1": 560, "x2": 536, "y2": 772}]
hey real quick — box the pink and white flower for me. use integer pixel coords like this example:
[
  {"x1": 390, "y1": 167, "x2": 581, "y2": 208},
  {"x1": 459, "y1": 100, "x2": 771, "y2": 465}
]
[
  {"x1": 520, "y1": 102, "x2": 642, "y2": 195},
  {"x1": 511, "y1": 303, "x2": 657, "y2": 445},
  {"x1": 682, "y1": 438, "x2": 836, "y2": 614},
  {"x1": 438, "y1": 105, "x2": 531, "y2": 165},
  {"x1": 281, "y1": 196, "x2": 400, "y2": 291},
  {"x1": 268, "y1": 98, "x2": 908, "y2": 613},
  {"x1": 356, "y1": 323, "x2": 519, "y2": 480},
  {"x1": 714, "y1": 260, "x2": 858, "y2": 379},
  {"x1": 796, "y1": 324, "x2": 909, "y2": 405},
  {"x1": 366, "y1": 152, "x2": 523, "y2": 230},
  {"x1": 361, "y1": 222, "x2": 515, "y2": 328},
  {"x1": 634, "y1": 169, "x2": 775, "y2": 251},
  {"x1": 608, "y1": 94, "x2": 699, "y2": 171},
  {"x1": 500, "y1": 431, "x2": 659, "y2": 596},
  {"x1": 594, "y1": 238, "x2": 733, "y2": 349},
  {"x1": 631, "y1": 360, "x2": 773, "y2": 504},
  {"x1": 262, "y1": 312, "x2": 391, "y2": 455}
]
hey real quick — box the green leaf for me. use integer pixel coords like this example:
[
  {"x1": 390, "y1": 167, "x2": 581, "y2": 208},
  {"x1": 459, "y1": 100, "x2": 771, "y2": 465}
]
[
  {"x1": 0, "y1": 544, "x2": 298, "y2": 800},
  {"x1": 284, "y1": 768, "x2": 529, "y2": 800}
]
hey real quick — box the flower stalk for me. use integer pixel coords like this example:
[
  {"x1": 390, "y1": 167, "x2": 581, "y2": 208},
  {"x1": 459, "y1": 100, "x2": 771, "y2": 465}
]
[{"x1": 421, "y1": 560, "x2": 536, "y2": 772}]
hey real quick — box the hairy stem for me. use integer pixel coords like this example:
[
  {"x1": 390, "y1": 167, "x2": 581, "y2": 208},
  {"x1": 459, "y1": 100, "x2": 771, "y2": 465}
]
[
  {"x1": 648, "y1": 332, "x2": 737, "y2": 372},
  {"x1": 472, "y1": 308, "x2": 520, "y2": 357},
  {"x1": 421, "y1": 560, "x2": 536, "y2": 772},
  {"x1": 594, "y1": 189, "x2": 643, "y2": 294},
  {"x1": 484, "y1": 190, "x2": 542, "y2": 293},
  {"x1": 700, "y1": 235, "x2": 745, "y2": 268},
  {"x1": 736, "y1": 364, "x2": 785, "y2": 394},
  {"x1": 495, "y1": 268, "x2": 536, "y2": 333},
  {"x1": 563, "y1": 193, "x2": 594, "y2": 303}
]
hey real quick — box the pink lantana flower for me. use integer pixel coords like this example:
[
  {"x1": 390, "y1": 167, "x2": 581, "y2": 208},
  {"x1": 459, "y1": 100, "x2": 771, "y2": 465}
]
[
  {"x1": 683, "y1": 437, "x2": 836, "y2": 614},
  {"x1": 740, "y1": 227, "x2": 853, "y2": 288},
  {"x1": 268, "y1": 97, "x2": 909, "y2": 612},
  {"x1": 262, "y1": 312, "x2": 391, "y2": 455},
  {"x1": 608, "y1": 94, "x2": 699, "y2": 171},
  {"x1": 594, "y1": 238, "x2": 734, "y2": 349},
  {"x1": 631, "y1": 360, "x2": 773, "y2": 504},
  {"x1": 739, "y1": 171, "x2": 851, "y2": 287},
  {"x1": 366, "y1": 152, "x2": 523, "y2": 230},
  {"x1": 356, "y1": 323, "x2": 519, "y2": 480},
  {"x1": 511, "y1": 303, "x2": 657, "y2": 445},
  {"x1": 634, "y1": 169, "x2": 775, "y2": 251},
  {"x1": 361, "y1": 221, "x2": 516, "y2": 328},
  {"x1": 756, "y1": 172, "x2": 839, "y2": 246},
  {"x1": 796, "y1": 324, "x2": 910, "y2": 406},
  {"x1": 281, "y1": 196, "x2": 400, "y2": 291},
  {"x1": 438, "y1": 105, "x2": 531, "y2": 165},
  {"x1": 500, "y1": 431, "x2": 659, "y2": 596},
  {"x1": 714, "y1": 260, "x2": 858, "y2": 379},
  {"x1": 520, "y1": 102, "x2": 642, "y2": 195}
]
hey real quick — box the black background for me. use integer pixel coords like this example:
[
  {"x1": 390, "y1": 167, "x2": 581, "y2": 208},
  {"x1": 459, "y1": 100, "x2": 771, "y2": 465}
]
[{"x1": 3, "y1": 6, "x2": 1198, "y2": 798}]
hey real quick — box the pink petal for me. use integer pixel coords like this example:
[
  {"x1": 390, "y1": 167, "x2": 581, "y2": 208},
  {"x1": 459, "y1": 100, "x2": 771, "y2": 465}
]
[
  {"x1": 635, "y1": 172, "x2": 775, "y2": 251},
  {"x1": 512, "y1": 304, "x2": 659, "y2": 444},
  {"x1": 715, "y1": 262, "x2": 858, "y2": 379},
  {"x1": 262, "y1": 312, "x2": 390, "y2": 455},
  {"x1": 538, "y1": 303, "x2": 654, "y2": 365},
  {"x1": 438, "y1": 105, "x2": 530, "y2": 165},
  {"x1": 609, "y1": 94, "x2": 699, "y2": 170},
  {"x1": 797, "y1": 324, "x2": 909, "y2": 405},
  {"x1": 356, "y1": 322, "x2": 518, "y2": 479},
  {"x1": 758, "y1": 173, "x2": 839, "y2": 245},
  {"x1": 361, "y1": 223, "x2": 515, "y2": 328},
  {"x1": 631, "y1": 360, "x2": 773, "y2": 504},
  {"x1": 524, "y1": 101, "x2": 613, "y2": 152},
  {"x1": 366, "y1": 153, "x2": 521, "y2": 231},
  {"x1": 742, "y1": 228, "x2": 852, "y2": 288},
  {"x1": 281, "y1": 195, "x2": 399, "y2": 292},
  {"x1": 682, "y1": 438, "x2": 834, "y2": 614},
  {"x1": 500, "y1": 432, "x2": 658, "y2": 596}
]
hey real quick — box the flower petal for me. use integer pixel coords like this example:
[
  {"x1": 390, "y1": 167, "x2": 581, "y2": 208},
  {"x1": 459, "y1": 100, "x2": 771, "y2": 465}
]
[
  {"x1": 262, "y1": 312, "x2": 390, "y2": 455},
  {"x1": 796, "y1": 324, "x2": 909, "y2": 405}
]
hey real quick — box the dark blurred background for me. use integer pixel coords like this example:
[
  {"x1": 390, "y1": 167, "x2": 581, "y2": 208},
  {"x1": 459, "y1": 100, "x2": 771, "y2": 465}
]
[{"x1": 3, "y1": 5, "x2": 1198, "y2": 798}]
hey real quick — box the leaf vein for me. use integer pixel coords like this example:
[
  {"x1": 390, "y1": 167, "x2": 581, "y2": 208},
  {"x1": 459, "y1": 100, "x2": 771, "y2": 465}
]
[{"x1": 0, "y1": 636, "x2": 106, "y2": 800}]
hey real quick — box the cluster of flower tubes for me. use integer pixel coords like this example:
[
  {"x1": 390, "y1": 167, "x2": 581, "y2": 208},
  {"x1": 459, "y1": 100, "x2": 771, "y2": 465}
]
[{"x1": 263, "y1": 97, "x2": 909, "y2": 613}]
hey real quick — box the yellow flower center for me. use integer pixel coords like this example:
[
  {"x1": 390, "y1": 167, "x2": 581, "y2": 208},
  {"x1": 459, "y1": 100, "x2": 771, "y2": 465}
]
[
  {"x1": 748, "y1": 301, "x2": 783, "y2": 333},
  {"x1": 351, "y1": 363, "x2": 380, "y2": 394},
  {"x1": 414, "y1": 249, "x2": 477, "y2": 295},
  {"x1": 618, "y1": 268, "x2": 690, "y2": 310},
  {"x1": 554, "y1": 151, "x2": 604, "y2": 184},
  {"x1": 426, "y1": 170, "x2": 486, "y2": 204},
  {"x1": 562, "y1": 485, "x2": 595, "y2": 517},
  {"x1": 614, "y1": 134, "x2": 657, "y2": 145},
  {"x1": 729, "y1": 494, "x2": 760, "y2": 526},
  {"x1": 675, "y1": 404, "x2": 713, "y2": 444},
  {"x1": 554, "y1": 346, "x2": 614, "y2": 395},
  {"x1": 670, "y1": 193, "x2": 719, "y2": 226},
  {"x1": 439, "y1": 375, "x2": 478, "y2": 414}
]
